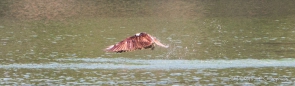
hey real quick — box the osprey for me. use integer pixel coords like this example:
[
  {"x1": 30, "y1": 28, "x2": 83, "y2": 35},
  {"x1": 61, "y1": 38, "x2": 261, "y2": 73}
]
[{"x1": 105, "y1": 32, "x2": 169, "y2": 53}]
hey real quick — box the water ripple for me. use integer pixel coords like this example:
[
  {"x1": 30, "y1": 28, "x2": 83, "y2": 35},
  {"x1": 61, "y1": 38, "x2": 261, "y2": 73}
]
[{"x1": 0, "y1": 58, "x2": 294, "y2": 69}]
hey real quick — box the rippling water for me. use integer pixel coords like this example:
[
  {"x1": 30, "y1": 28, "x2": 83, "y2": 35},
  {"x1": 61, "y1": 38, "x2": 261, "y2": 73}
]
[
  {"x1": 1, "y1": 0, "x2": 295, "y2": 85},
  {"x1": 1, "y1": 58, "x2": 295, "y2": 69},
  {"x1": 0, "y1": 58, "x2": 294, "y2": 85}
]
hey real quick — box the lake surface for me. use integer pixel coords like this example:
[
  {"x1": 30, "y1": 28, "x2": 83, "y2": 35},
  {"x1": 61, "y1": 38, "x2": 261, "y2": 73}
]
[{"x1": 1, "y1": 0, "x2": 295, "y2": 85}]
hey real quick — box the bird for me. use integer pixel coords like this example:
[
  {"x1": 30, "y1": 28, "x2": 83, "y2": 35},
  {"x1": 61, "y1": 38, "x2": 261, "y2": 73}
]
[{"x1": 104, "y1": 32, "x2": 169, "y2": 53}]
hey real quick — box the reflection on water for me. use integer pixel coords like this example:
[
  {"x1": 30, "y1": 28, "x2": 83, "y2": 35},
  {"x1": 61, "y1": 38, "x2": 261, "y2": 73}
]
[
  {"x1": 0, "y1": 62, "x2": 294, "y2": 85},
  {"x1": 1, "y1": 58, "x2": 295, "y2": 69},
  {"x1": 1, "y1": 58, "x2": 294, "y2": 85},
  {"x1": 1, "y1": 0, "x2": 295, "y2": 85}
]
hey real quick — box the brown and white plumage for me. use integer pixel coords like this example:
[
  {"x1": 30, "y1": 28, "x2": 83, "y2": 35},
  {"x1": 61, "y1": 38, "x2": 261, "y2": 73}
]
[{"x1": 105, "y1": 32, "x2": 169, "y2": 53}]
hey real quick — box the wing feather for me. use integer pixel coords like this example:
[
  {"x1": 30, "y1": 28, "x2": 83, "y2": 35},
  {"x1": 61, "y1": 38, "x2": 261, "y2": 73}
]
[
  {"x1": 154, "y1": 39, "x2": 169, "y2": 48},
  {"x1": 105, "y1": 32, "x2": 168, "y2": 53},
  {"x1": 146, "y1": 34, "x2": 169, "y2": 48}
]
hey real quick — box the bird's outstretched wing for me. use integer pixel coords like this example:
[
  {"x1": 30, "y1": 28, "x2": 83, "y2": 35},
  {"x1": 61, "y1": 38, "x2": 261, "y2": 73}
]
[
  {"x1": 145, "y1": 34, "x2": 169, "y2": 48},
  {"x1": 154, "y1": 38, "x2": 169, "y2": 48},
  {"x1": 105, "y1": 33, "x2": 154, "y2": 53}
]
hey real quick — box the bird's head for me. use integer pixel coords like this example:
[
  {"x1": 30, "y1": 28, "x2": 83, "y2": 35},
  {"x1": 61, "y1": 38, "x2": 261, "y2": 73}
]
[
  {"x1": 135, "y1": 32, "x2": 147, "y2": 36},
  {"x1": 135, "y1": 33, "x2": 141, "y2": 36}
]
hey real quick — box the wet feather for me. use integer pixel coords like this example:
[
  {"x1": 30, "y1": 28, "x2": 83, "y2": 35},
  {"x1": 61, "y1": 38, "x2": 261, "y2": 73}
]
[{"x1": 105, "y1": 32, "x2": 169, "y2": 53}]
